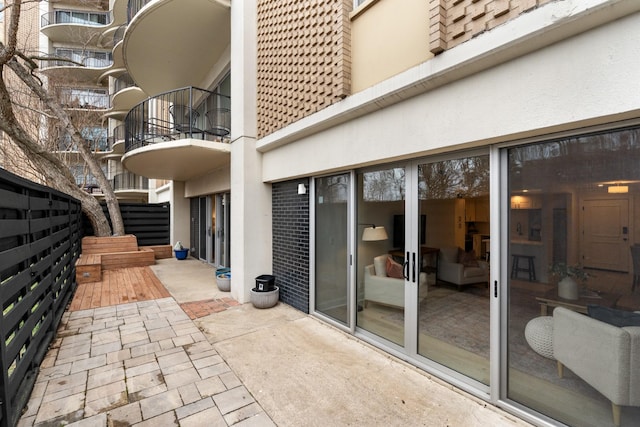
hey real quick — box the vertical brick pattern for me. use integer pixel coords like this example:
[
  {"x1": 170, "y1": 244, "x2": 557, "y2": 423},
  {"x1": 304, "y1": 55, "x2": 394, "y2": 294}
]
[
  {"x1": 272, "y1": 180, "x2": 310, "y2": 313},
  {"x1": 429, "y1": 0, "x2": 553, "y2": 54},
  {"x1": 257, "y1": 0, "x2": 352, "y2": 138}
]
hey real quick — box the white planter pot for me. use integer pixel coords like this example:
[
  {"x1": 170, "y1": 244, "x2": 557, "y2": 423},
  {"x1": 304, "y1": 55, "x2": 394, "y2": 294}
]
[
  {"x1": 216, "y1": 274, "x2": 230, "y2": 292},
  {"x1": 250, "y1": 286, "x2": 279, "y2": 309},
  {"x1": 558, "y1": 276, "x2": 578, "y2": 300}
]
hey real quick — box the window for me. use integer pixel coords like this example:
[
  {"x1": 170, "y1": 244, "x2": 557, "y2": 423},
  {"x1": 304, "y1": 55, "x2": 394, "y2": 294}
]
[
  {"x1": 60, "y1": 87, "x2": 109, "y2": 109},
  {"x1": 54, "y1": 10, "x2": 109, "y2": 26}
]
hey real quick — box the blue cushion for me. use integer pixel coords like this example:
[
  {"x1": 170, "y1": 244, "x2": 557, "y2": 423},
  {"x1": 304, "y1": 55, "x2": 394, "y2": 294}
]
[{"x1": 587, "y1": 304, "x2": 640, "y2": 327}]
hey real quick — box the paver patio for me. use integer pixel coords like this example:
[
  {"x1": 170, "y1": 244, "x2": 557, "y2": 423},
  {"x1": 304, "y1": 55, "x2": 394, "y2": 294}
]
[{"x1": 17, "y1": 266, "x2": 273, "y2": 427}]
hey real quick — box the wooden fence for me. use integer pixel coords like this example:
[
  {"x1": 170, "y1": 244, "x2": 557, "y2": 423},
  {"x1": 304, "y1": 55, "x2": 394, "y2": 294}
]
[{"x1": 0, "y1": 169, "x2": 81, "y2": 427}]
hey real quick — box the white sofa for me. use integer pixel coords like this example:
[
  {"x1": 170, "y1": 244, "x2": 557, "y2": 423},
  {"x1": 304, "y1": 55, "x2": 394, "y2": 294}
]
[
  {"x1": 553, "y1": 307, "x2": 640, "y2": 426},
  {"x1": 363, "y1": 254, "x2": 427, "y2": 309},
  {"x1": 437, "y1": 246, "x2": 489, "y2": 289}
]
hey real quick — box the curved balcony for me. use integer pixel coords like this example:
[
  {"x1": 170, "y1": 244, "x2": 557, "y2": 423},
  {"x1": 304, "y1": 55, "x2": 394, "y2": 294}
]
[
  {"x1": 41, "y1": 10, "x2": 111, "y2": 44},
  {"x1": 113, "y1": 171, "x2": 149, "y2": 194},
  {"x1": 122, "y1": 87, "x2": 231, "y2": 181},
  {"x1": 123, "y1": 0, "x2": 230, "y2": 95},
  {"x1": 109, "y1": 73, "x2": 146, "y2": 120},
  {"x1": 40, "y1": 52, "x2": 113, "y2": 83}
]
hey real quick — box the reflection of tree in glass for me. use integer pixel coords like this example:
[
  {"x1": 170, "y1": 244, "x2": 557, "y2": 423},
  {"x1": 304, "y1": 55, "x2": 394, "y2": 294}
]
[
  {"x1": 419, "y1": 156, "x2": 489, "y2": 200},
  {"x1": 317, "y1": 174, "x2": 349, "y2": 203},
  {"x1": 363, "y1": 168, "x2": 405, "y2": 201}
]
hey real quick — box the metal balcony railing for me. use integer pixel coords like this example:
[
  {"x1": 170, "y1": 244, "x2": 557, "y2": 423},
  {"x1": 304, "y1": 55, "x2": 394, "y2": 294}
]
[
  {"x1": 107, "y1": 124, "x2": 125, "y2": 151},
  {"x1": 41, "y1": 10, "x2": 110, "y2": 28},
  {"x1": 112, "y1": 24, "x2": 127, "y2": 47},
  {"x1": 113, "y1": 172, "x2": 149, "y2": 191},
  {"x1": 124, "y1": 87, "x2": 231, "y2": 153},
  {"x1": 127, "y1": 0, "x2": 153, "y2": 23},
  {"x1": 113, "y1": 74, "x2": 137, "y2": 99}
]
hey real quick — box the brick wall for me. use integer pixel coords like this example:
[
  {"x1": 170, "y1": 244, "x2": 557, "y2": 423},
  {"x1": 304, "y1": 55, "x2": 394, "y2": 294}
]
[
  {"x1": 429, "y1": 0, "x2": 553, "y2": 54},
  {"x1": 257, "y1": 0, "x2": 352, "y2": 138},
  {"x1": 272, "y1": 180, "x2": 310, "y2": 313}
]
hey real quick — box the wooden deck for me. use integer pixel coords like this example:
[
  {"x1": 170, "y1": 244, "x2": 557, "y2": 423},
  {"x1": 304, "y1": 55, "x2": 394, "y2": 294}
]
[{"x1": 69, "y1": 266, "x2": 171, "y2": 311}]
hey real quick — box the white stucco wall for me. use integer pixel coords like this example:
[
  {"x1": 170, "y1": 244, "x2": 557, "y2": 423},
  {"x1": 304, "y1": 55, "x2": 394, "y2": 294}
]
[{"x1": 259, "y1": 1, "x2": 640, "y2": 182}]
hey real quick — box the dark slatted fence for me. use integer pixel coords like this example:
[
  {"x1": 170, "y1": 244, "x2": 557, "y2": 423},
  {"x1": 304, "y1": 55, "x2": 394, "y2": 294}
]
[
  {"x1": 83, "y1": 202, "x2": 170, "y2": 246},
  {"x1": 0, "y1": 169, "x2": 81, "y2": 427}
]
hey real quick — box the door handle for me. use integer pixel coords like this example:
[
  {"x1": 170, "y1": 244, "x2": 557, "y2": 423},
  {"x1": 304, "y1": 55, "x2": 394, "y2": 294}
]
[
  {"x1": 412, "y1": 252, "x2": 416, "y2": 283},
  {"x1": 403, "y1": 251, "x2": 410, "y2": 280}
]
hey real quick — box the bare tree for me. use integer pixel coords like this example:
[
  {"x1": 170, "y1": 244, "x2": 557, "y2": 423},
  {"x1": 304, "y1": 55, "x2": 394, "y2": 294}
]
[{"x1": 0, "y1": 0, "x2": 124, "y2": 236}]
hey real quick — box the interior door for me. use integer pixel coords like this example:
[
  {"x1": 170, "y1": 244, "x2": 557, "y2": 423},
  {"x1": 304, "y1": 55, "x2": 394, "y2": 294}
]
[{"x1": 581, "y1": 198, "x2": 629, "y2": 272}]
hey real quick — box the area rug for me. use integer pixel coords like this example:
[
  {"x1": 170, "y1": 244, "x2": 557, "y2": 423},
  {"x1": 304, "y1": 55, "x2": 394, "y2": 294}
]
[{"x1": 384, "y1": 284, "x2": 603, "y2": 401}]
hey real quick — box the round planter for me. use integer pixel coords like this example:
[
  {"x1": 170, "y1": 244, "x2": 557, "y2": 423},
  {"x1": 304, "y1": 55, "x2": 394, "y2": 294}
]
[
  {"x1": 174, "y1": 249, "x2": 189, "y2": 260},
  {"x1": 250, "y1": 286, "x2": 279, "y2": 309},
  {"x1": 216, "y1": 273, "x2": 231, "y2": 291},
  {"x1": 558, "y1": 276, "x2": 578, "y2": 300}
]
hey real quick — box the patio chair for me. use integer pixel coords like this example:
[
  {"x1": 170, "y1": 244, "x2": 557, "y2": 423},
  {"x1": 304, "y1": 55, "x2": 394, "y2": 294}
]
[
  {"x1": 205, "y1": 107, "x2": 230, "y2": 138},
  {"x1": 169, "y1": 104, "x2": 203, "y2": 138}
]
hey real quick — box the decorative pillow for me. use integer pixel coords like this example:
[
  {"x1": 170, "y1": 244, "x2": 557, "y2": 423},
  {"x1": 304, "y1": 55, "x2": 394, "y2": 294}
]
[
  {"x1": 440, "y1": 246, "x2": 459, "y2": 263},
  {"x1": 458, "y1": 249, "x2": 479, "y2": 267},
  {"x1": 373, "y1": 254, "x2": 389, "y2": 277},
  {"x1": 386, "y1": 256, "x2": 404, "y2": 279},
  {"x1": 587, "y1": 305, "x2": 640, "y2": 327}
]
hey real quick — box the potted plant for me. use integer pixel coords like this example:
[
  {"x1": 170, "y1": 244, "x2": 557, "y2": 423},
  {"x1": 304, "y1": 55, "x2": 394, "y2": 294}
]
[
  {"x1": 173, "y1": 241, "x2": 189, "y2": 260},
  {"x1": 216, "y1": 268, "x2": 231, "y2": 291},
  {"x1": 549, "y1": 262, "x2": 591, "y2": 300}
]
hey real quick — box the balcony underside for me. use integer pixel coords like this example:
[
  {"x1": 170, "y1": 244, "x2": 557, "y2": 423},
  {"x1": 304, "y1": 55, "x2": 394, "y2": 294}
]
[
  {"x1": 41, "y1": 65, "x2": 110, "y2": 83},
  {"x1": 121, "y1": 139, "x2": 230, "y2": 181},
  {"x1": 123, "y1": 0, "x2": 230, "y2": 95},
  {"x1": 41, "y1": 24, "x2": 107, "y2": 45}
]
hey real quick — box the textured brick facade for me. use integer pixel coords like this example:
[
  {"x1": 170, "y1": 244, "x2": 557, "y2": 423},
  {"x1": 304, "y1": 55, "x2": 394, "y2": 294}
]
[
  {"x1": 257, "y1": 0, "x2": 352, "y2": 138},
  {"x1": 429, "y1": 0, "x2": 553, "y2": 54},
  {"x1": 272, "y1": 180, "x2": 310, "y2": 313}
]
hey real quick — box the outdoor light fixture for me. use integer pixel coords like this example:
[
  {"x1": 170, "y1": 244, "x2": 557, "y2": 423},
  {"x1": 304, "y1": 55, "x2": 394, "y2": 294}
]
[
  {"x1": 297, "y1": 183, "x2": 307, "y2": 195},
  {"x1": 361, "y1": 224, "x2": 388, "y2": 241},
  {"x1": 608, "y1": 184, "x2": 628, "y2": 194}
]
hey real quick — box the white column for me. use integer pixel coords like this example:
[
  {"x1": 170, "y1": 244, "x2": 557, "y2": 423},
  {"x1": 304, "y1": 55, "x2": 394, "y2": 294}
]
[
  {"x1": 230, "y1": 0, "x2": 272, "y2": 303},
  {"x1": 170, "y1": 181, "x2": 190, "y2": 249}
]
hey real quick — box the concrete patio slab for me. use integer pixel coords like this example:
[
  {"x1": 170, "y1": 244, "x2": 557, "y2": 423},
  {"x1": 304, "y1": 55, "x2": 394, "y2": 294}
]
[{"x1": 19, "y1": 258, "x2": 533, "y2": 427}]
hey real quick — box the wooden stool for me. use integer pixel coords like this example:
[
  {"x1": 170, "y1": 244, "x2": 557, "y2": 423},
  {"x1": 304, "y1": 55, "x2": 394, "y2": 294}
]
[{"x1": 511, "y1": 254, "x2": 536, "y2": 281}]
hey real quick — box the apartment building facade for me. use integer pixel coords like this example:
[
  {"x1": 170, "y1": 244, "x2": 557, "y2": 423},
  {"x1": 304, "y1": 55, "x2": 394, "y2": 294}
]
[{"x1": 39, "y1": 0, "x2": 640, "y2": 426}]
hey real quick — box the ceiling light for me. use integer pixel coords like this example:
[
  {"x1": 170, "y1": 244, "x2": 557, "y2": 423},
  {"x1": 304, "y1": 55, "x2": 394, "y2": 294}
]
[{"x1": 608, "y1": 185, "x2": 628, "y2": 194}]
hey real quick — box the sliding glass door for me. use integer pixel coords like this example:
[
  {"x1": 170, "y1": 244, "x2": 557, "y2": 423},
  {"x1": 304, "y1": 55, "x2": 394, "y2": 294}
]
[
  {"x1": 356, "y1": 166, "x2": 407, "y2": 346},
  {"x1": 353, "y1": 154, "x2": 491, "y2": 385},
  {"x1": 315, "y1": 174, "x2": 351, "y2": 325},
  {"x1": 416, "y1": 155, "x2": 490, "y2": 385}
]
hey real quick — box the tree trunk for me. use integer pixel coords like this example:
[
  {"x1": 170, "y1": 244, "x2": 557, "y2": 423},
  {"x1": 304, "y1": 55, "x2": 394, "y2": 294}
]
[{"x1": 0, "y1": 0, "x2": 125, "y2": 236}]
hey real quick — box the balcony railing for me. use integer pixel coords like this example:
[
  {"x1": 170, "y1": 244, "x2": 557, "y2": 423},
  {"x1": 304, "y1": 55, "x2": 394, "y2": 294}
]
[
  {"x1": 113, "y1": 172, "x2": 149, "y2": 191},
  {"x1": 41, "y1": 10, "x2": 110, "y2": 28},
  {"x1": 114, "y1": 74, "x2": 137, "y2": 94},
  {"x1": 127, "y1": 0, "x2": 153, "y2": 23},
  {"x1": 124, "y1": 87, "x2": 231, "y2": 153},
  {"x1": 112, "y1": 24, "x2": 127, "y2": 47}
]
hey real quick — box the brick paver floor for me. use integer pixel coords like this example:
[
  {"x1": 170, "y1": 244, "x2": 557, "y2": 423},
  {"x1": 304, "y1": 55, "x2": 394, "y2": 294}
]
[
  {"x1": 17, "y1": 298, "x2": 274, "y2": 427},
  {"x1": 180, "y1": 298, "x2": 242, "y2": 320}
]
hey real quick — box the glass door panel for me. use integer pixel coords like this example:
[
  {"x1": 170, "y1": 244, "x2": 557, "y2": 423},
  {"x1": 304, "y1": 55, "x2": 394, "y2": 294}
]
[
  {"x1": 506, "y1": 127, "x2": 640, "y2": 426},
  {"x1": 315, "y1": 174, "x2": 350, "y2": 325},
  {"x1": 416, "y1": 155, "x2": 490, "y2": 384},
  {"x1": 215, "y1": 193, "x2": 230, "y2": 268},
  {"x1": 356, "y1": 167, "x2": 406, "y2": 346}
]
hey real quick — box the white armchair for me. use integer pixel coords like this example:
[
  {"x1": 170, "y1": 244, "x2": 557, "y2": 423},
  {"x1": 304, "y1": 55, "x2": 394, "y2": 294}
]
[
  {"x1": 363, "y1": 254, "x2": 427, "y2": 309},
  {"x1": 553, "y1": 307, "x2": 640, "y2": 426},
  {"x1": 437, "y1": 246, "x2": 489, "y2": 289}
]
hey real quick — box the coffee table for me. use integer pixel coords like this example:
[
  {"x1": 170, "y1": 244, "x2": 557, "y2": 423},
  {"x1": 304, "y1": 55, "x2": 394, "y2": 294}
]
[{"x1": 536, "y1": 288, "x2": 619, "y2": 316}]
